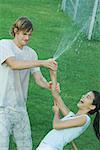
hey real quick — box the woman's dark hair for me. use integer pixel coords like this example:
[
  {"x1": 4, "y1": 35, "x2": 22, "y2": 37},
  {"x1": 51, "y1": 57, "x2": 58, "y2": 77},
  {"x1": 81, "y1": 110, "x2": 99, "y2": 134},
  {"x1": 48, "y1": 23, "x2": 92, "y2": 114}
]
[{"x1": 88, "y1": 91, "x2": 100, "y2": 141}]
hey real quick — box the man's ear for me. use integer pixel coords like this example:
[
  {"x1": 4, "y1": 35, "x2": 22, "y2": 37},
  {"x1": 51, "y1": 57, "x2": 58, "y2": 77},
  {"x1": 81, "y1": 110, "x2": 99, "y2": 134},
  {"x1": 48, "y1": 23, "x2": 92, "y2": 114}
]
[
  {"x1": 89, "y1": 105, "x2": 96, "y2": 110},
  {"x1": 14, "y1": 28, "x2": 18, "y2": 34}
]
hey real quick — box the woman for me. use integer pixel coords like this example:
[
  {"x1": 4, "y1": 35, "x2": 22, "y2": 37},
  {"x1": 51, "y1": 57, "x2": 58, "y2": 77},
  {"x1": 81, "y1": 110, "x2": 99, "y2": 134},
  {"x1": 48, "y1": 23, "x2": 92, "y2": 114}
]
[{"x1": 36, "y1": 70, "x2": 100, "y2": 150}]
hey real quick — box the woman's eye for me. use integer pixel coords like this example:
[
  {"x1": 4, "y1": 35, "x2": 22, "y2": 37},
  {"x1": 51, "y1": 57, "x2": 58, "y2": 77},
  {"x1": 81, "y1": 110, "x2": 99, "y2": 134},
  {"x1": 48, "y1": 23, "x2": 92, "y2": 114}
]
[{"x1": 87, "y1": 95, "x2": 90, "y2": 98}]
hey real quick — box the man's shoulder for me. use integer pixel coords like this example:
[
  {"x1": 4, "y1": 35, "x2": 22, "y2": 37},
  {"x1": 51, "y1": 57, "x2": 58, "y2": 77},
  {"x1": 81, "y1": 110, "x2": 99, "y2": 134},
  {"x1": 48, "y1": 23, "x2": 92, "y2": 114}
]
[{"x1": 0, "y1": 39, "x2": 12, "y2": 45}]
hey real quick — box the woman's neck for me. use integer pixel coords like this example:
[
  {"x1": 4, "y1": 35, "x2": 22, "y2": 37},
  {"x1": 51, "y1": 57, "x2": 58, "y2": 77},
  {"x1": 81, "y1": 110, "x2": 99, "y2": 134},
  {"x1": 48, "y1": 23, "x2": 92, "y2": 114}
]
[{"x1": 76, "y1": 109, "x2": 90, "y2": 115}]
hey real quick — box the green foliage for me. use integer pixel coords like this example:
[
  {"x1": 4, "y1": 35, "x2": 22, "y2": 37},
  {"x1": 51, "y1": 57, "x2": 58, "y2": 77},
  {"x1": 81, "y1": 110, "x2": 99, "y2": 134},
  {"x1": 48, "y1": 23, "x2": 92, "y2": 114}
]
[{"x1": 0, "y1": 0, "x2": 100, "y2": 149}]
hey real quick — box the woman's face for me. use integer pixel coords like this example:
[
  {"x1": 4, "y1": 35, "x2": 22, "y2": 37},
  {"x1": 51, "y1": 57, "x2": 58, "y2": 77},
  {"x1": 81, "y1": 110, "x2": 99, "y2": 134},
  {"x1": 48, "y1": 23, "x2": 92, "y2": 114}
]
[{"x1": 77, "y1": 91, "x2": 95, "y2": 110}]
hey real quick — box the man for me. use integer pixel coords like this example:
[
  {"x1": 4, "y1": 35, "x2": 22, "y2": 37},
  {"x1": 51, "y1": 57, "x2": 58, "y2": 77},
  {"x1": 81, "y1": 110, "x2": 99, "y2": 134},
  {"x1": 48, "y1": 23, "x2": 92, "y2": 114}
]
[{"x1": 0, "y1": 16, "x2": 57, "y2": 150}]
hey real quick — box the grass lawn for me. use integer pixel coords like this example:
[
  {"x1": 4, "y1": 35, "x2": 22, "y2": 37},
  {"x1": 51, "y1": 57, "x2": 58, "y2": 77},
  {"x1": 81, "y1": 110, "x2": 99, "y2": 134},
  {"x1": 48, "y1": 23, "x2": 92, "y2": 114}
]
[{"x1": 0, "y1": 0, "x2": 100, "y2": 149}]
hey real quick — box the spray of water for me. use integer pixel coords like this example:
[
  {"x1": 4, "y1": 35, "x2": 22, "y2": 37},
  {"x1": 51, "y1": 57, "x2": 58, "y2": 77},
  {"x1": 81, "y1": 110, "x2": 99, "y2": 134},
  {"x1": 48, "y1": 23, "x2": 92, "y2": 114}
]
[{"x1": 53, "y1": 22, "x2": 88, "y2": 60}]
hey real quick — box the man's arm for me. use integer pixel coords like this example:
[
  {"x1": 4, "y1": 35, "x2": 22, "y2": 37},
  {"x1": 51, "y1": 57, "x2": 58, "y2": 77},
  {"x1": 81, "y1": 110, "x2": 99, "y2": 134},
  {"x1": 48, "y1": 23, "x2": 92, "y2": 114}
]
[
  {"x1": 33, "y1": 71, "x2": 60, "y2": 90},
  {"x1": 32, "y1": 72, "x2": 50, "y2": 89},
  {"x1": 5, "y1": 57, "x2": 57, "y2": 70}
]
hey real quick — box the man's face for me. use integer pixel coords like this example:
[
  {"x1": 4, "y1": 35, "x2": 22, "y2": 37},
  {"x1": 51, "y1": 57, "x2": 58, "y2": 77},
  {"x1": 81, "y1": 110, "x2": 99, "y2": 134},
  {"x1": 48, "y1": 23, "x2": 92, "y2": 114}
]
[{"x1": 15, "y1": 30, "x2": 32, "y2": 48}]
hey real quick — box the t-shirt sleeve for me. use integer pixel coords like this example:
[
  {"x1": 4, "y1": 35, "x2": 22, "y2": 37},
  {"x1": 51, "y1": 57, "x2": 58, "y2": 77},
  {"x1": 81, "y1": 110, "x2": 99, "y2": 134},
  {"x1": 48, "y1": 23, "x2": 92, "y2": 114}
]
[
  {"x1": 0, "y1": 41, "x2": 15, "y2": 64},
  {"x1": 29, "y1": 49, "x2": 41, "y2": 74}
]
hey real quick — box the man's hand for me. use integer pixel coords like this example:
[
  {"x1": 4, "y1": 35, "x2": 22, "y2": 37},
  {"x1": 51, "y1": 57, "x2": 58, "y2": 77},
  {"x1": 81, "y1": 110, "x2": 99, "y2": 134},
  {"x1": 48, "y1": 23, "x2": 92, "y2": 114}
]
[
  {"x1": 42, "y1": 59, "x2": 58, "y2": 71},
  {"x1": 49, "y1": 81, "x2": 60, "y2": 93}
]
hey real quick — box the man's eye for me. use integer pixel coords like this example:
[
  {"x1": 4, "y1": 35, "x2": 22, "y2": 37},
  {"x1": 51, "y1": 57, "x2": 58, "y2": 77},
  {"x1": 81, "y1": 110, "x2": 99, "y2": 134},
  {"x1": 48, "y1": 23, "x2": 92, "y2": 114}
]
[
  {"x1": 29, "y1": 34, "x2": 32, "y2": 36},
  {"x1": 24, "y1": 33, "x2": 32, "y2": 36}
]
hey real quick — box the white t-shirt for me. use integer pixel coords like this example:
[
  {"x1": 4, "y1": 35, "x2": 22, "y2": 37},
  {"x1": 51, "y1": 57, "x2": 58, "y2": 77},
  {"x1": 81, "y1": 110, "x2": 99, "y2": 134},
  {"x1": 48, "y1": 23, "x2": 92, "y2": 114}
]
[
  {"x1": 0, "y1": 39, "x2": 40, "y2": 111},
  {"x1": 38, "y1": 111, "x2": 91, "y2": 150}
]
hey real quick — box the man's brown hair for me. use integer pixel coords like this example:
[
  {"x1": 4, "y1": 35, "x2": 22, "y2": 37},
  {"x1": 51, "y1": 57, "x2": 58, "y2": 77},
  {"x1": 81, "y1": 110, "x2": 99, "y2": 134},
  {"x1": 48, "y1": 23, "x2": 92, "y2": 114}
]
[{"x1": 11, "y1": 16, "x2": 33, "y2": 37}]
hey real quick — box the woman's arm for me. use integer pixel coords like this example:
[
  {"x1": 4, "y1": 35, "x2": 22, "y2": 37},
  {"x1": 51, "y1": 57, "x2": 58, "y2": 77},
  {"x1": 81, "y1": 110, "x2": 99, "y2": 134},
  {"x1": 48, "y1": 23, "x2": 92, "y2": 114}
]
[
  {"x1": 53, "y1": 114, "x2": 87, "y2": 129},
  {"x1": 53, "y1": 92, "x2": 70, "y2": 116},
  {"x1": 50, "y1": 69, "x2": 70, "y2": 116},
  {"x1": 52, "y1": 105, "x2": 60, "y2": 127}
]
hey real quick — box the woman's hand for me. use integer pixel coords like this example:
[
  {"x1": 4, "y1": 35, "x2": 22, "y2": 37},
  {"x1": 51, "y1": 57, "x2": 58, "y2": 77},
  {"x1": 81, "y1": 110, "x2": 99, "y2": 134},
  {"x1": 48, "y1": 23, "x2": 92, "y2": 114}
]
[{"x1": 52, "y1": 105, "x2": 59, "y2": 114}]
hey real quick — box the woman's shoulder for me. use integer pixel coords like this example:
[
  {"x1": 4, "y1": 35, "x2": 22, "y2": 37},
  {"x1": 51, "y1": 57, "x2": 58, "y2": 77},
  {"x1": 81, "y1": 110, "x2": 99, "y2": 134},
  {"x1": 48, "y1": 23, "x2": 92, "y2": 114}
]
[
  {"x1": 61, "y1": 111, "x2": 75, "y2": 121},
  {"x1": 61, "y1": 112, "x2": 91, "y2": 126},
  {"x1": 81, "y1": 114, "x2": 91, "y2": 125},
  {"x1": 74, "y1": 114, "x2": 91, "y2": 127}
]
